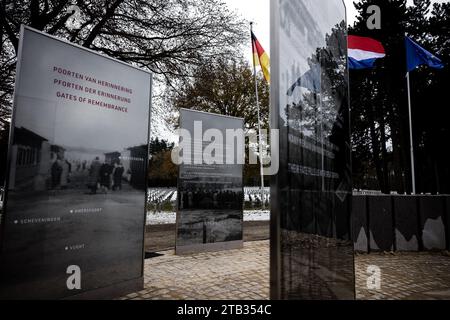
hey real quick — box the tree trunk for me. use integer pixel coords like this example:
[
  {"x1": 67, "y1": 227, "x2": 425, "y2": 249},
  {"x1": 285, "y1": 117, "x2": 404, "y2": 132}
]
[
  {"x1": 368, "y1": 105, "x2": 385, "y2": 193},
  {"x1": 390, "y1": 114, "x2": 406, "y2": 194},
  {"x1": 379, "y1": 110, "x2": 390, "y2": 194}
]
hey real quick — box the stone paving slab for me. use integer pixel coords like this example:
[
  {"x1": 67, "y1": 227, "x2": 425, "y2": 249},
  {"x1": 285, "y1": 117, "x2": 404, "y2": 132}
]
[
  {"x1": 356, "y1": 251, "x2": 450, "y2": 300},
  {"x1": 120, "y1": 241, "x2": 450, "y2": 300},
  {"x1": 122, "y1": 241, "x2": 270, "y2": 300}
]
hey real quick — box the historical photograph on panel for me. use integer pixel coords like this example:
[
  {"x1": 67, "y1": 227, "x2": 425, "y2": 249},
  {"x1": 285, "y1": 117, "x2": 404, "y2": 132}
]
[
  {"x1": 0, "y1": 27, "x2": 151, "y2": 299},
  {"x1": 176, "y1": 109, "x2": 244, "y2": 254}
]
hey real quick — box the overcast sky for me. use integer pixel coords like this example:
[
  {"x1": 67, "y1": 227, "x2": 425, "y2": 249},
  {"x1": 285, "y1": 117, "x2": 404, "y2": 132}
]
[{"x1": 225, "y1": 0, "x2": 449, "y2": 63}]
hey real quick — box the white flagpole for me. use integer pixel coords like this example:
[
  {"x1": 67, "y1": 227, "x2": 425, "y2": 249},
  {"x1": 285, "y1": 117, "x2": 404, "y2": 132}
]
[
  {"x1": 318, "y1": 67, "x2": 325, "y2": 192},
  {"x1": 320, "y1": 94, "x2": 325, "y2": 192},
  {"x1": 251, "y1": 22, "x2": 265, "y2": 208},
  {"x1": 406, "y1": 71, "x2": 416, "y2": 195}
]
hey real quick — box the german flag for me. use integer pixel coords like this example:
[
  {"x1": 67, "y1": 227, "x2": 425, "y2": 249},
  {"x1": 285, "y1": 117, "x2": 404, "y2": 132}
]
[{"x1": 251, "y1": 31, "x2": 270, "y2": 83}]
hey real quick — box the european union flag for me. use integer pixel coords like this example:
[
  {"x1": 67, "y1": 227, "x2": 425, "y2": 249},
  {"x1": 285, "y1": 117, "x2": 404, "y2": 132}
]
[{"x1": 405, "y1": 36, "x2": 444, "y2": 72}]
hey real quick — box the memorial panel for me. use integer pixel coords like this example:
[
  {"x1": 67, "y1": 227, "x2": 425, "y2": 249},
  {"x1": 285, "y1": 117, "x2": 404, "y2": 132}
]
[
  {"x1": 176, "y1": 109, "x2": 244, "y2": 254},
  {"x1": 270, "y1": 0, "x2": 354, "y2": 299},
  {"x1": 0, "y1": 26, "x2": 152, "y2": 299}
]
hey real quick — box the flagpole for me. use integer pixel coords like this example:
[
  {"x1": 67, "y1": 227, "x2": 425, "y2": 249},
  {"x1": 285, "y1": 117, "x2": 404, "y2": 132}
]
[
  {"x1": 406, "y1": 71, "x2": 416, "y2": 195},
  {"x1": 319, "y1": 93, "x2": 325, "y2": 192},
  {"x1": 404, "y1": 35, "x2": 445, "y2": 195},
  {"x1": 318, "y1": 66, "x2": 325, "y2": 193},
  {"x1": 250, "y1": 22, "x2": 266, "y2": 208}
]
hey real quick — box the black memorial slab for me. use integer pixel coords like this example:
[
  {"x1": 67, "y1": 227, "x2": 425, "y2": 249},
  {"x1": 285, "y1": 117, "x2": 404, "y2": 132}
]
[
  {"x1": 352, "y1": 196, "x2": 368, "y2": 253},
  {"x1": 176, "y1": 109, "x2": 244, "y2": 255},
  {"x1": 368, "y1": 196, "x2": 393, "y2": 252},
  {"x1": 0, "y1": 27, "x2": 151, "y2": 299},
  {"x1": 418, "y1": 196, "x2": 446, "y2": 250},
  {"x1": 446, "y1": 196, "x2": 450, "y2": 250},
  {"x1": 393, "y1": 196, "x2": 419, "y2": 251},
  {"x1": 270, "y1": 0, "x2": 354, "y2": 300}
]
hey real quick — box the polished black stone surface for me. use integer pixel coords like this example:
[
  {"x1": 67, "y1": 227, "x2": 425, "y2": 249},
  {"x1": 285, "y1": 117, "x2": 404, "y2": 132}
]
[
  {"x1": 393, "y1": 196, "x2": 420, "y2": 251},
  {"x1": 176, "y1": 109, "x2": 244, "y2": 254},
  {"x1": 446, "y1": 197, "x2": 450, "y2": 250},
  {"x1": 0, "y1": 28, "x2": 151, "y2": 299},
  {"x1": 368, "y1": 196, "x2": 394, "y2": 251},
  {"x1": 418, "y1": 196, "x2": 446, "y2": 250},
  {"x1": 352, "y1": 196, "x2": 368, "y2": 252},
  {"x1": 270, "y1": 0, "x2": 354, "y2": 300},
  {"x1": 419, "y1": 196, "x2": 445, "y2": 221}
]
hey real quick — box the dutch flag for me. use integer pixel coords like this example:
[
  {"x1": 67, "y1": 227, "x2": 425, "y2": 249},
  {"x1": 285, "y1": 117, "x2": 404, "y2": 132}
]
[{"x1": 348, "y1": 35, "x2": 386, "y2": 70}]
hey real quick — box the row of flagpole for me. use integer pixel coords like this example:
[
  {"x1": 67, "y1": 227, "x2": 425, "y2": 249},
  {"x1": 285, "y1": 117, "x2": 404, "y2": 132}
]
[
  {"x1": 348, "y1": 35, "x2": 443, "y2": 195},
  {"x1": 250, "y1": 25, "x2": 443, "y2": 196},
  {"x1": 348, "y1": 34, "x2": 444, "y2": 194}
]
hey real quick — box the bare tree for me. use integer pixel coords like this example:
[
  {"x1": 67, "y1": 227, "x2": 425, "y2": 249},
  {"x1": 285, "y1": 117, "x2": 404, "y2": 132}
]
[
  {"x1": 171, "y1": 58, "x2": 269, "y2": 131},
  {"x1": 0, "y1": 0, "x2": 246, "y2": 124}
]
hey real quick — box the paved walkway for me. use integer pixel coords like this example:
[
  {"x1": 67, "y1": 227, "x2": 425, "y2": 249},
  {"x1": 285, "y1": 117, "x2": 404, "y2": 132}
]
[
  {"x1": 121, "y1": 241, "x2": 450, "y2": 300},
  {"x1": 126, "y1": 241, "x2": 269, "y2": 300},
  {"x1": 356, "y1": 252, "x2": 450, "y2": 300}
]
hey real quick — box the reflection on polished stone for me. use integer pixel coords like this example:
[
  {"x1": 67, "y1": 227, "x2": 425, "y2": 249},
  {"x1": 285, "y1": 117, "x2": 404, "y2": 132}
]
[
  {"x1": 271, "y1": 0, "x2": 354, "y2": 300},
  {"x1": 176, "y1": 109, "x2": 244, "y2": 254},
  {"x1": 0, "y1": 28, "x2": 151, "y2": 299},
  {"x1": 280, "y1": 230, "x2": 355, "y2": 300}
]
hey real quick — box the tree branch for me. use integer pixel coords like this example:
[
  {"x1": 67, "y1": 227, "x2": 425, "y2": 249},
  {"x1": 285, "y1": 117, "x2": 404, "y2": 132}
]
[
  {"x1": 0, "y1": 4, "x2": 18, "y2": 53},
  {"x1": 83, "y1": 0, "x2": 124, "y2": 48}
]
